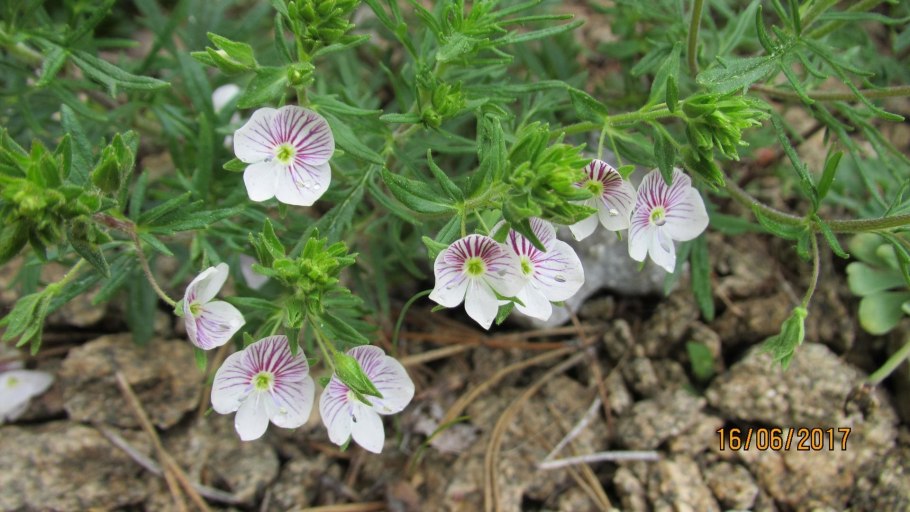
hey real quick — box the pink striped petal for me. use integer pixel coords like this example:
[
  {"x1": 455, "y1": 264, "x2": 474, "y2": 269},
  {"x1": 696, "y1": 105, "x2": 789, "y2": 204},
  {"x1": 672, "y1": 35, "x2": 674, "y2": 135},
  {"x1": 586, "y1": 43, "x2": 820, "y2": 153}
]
[
  {"x1": 347, "y1": 345, "x2": 414, "y2": 415},
  {"x1": 184, "y1": 263, "x2": 229, "y2": 305},
  {"x1": 319, "y1": 377, "x2": 354, "y2": 446},
  {"x1": 274, "y1": 161, "x2": 332, "y2": 207}
]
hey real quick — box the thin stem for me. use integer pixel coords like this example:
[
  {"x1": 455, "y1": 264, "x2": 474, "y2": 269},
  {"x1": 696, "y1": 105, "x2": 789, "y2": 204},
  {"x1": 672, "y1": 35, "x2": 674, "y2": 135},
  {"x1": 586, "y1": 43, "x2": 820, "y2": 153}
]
[
  {"x1": 0, "y1": 27, "x2": 43, "y2": 65},
  {"x1": 868, "y1": 334, "x2": 910, "y2": 386},
  {"x1": 752, "y1": 84, "x2": 910, "y2": 102},
  {"x1": 555, "y1": 107, "x2": 681, "y2": 138},
  {"x1": 596, "y1": 124, "x2": 608, "y2": 161},
  {"x1": 539, "y1": 451, "x2": 661, "y2": 470},
  {"x1": 723, "y1": 179, "x2": 910, "y2": 233},
  {"x1": 391, "y1": 289, "x2": 432, "y2": 354},
  {"x1": 130, "y1": 230, "x2": 178, "y2": 307},
  {"x1": 687, "y1": 0, "x2": 705, "y2": 76},
  {"x1": 45, "y1": 259, "x2": 88, "y2": 295},
  {"x1": 801, "y1": 234, "x2": 820, "y2": 310},
  {"x1": 311, "y1": 321, "x2": 337, "y2": 372}
]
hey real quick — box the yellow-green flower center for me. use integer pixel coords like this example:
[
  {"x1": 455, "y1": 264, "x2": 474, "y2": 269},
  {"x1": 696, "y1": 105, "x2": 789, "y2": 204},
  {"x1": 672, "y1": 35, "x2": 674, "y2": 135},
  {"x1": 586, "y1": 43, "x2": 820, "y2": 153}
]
[
  {"x1": 189, "y1": 303, "x2": 202, "y2": 316},
  {"x1": 520, "y1": 257, "x2": 533, "y2": 276},
  {"x1": 6, "y1": 376, "x2": 19, "y2": 388},
  {"x1": 253, "y1": 372, "x2": 274, "y2": 391},
  {"x1": 650, "y1": 206, "x2": 666, "y2": 226},
  {"x1": 275, "y1": 143, "x2": 295, "y2": 164},
  {"x1": 465, "y1": 257, "x2": 486, "y2": 277},
  {"x1": 585, "y1": 179, "x2": 604, "y2": 196}
]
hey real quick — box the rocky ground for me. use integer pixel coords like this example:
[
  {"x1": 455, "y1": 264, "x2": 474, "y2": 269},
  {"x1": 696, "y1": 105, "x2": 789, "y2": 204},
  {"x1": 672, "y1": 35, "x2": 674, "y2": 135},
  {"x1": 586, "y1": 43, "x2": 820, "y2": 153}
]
[{"x1": 2, "y1": 225, "x2": 909, "y2": 512}]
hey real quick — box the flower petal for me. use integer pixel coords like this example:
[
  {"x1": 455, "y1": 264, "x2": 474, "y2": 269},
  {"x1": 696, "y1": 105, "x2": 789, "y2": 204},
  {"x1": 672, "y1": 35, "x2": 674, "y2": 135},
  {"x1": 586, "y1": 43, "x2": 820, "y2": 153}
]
[
  {"x1": 514, "y1": 284, "x2": 552, "y2": 320},
  {"x1": 184, "y1": 263, "x2": 230, "y2": 305},
  {"x1": 273, "y1": 161, "x2": 331, "y2": 206},
  {"x1": 664, "y1": 187, "x2": 709, "y2": 242},
  {"x1": 269, "y1": 375, "x2": 315, "y2": 429},
  {"x1": 569, "y1": 209, "x2": 599, "y2": 241},
  {"x1": 246, "y1": 335, "x2": 310, "y2": 382},
  {"x1": 243, "y1": 161, "x2": 279, "y2": 202},
  {"x1": 464, "y1": 280, "x2": 501, "y2": 330},
  {"x1": 531, "y1": 240, "x2": 584, "y2": 302},
  {"x1": 211, "y1": 350, "x2": 252, "y2": 414},
  {"x1": 212, "y1": 84, "x2": 241, "y2": 113},
  {"x1": 275, "y1": 106, "x2": 335, "y2": 165},
  {"x1": 429, "y1": 244, "x2": 470, "y2": 308},
  {"x1": 350, "y1": 401, "x2": 385, "y2": 453},
  {"x1": 319, "y1": 377, "x2": 353, "y2": 446},
  {"x1": 188, "y1": 300, "x2": 245, "y2": 350},
  {"x1": 648, "y1": 228, "x2": 677, "y2": 273},
  {"x1": 233, "y1": 107, "x2": 280, "y2": 164},
  {"x1": 483, "y1": 246, "x2": 525, "y2": 298},
  {"x1": 239, "y1": 254, "x2": 269, "y2": 290},
  {"x1": 595, "y1": 164, "x2": 636, "y2": 232},
  {"x1": 348, "y1": 346, "x2": 414, "y2": 415},
  {"x1": 235, "y1": 391, "x2": 271, "y2": 441},
  {"x1": 0, "y1": 370, "x2": 54, "y2": 422}
]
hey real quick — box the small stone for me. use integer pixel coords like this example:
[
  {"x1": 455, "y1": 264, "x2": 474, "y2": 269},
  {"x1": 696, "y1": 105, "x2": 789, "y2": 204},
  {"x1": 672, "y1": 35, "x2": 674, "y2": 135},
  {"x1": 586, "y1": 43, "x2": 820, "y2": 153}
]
[
  {"x1": 622, "y1": 357, "x2": 660, "y2": 397},
  {"x1": 616, "y1": 389, "x2": 706, "y2": 450},
  {"x1": 604, "y1": 371, "x2": 633, "y2": 416},
  {"x1": 667, "y1": 414, "x2": 724, "y2": 455},
  {"x1": 60, "y1": 334, "x2": 203, "y2": 429},
  {"x1": 0, "y1": 422, "x2": 148, "y2": 511},
  {"x1": 639, "y1": 288, "x2": 701, "y2": 357},
  {"x1": 269, "y1": 455, "x2": 333, "y2": 509},
  {"x1": 602, "y1": 319, "x2": 637, "y2": 360},
  {"x1": 704, "y1": 461, "x2": 759, "y2": 510},
  {"x1": 614, "y1": 466, "x2": 648, "y2": 512},
  {"x1": 646, "y1": 455, "x2": 720, "y2": 512}
]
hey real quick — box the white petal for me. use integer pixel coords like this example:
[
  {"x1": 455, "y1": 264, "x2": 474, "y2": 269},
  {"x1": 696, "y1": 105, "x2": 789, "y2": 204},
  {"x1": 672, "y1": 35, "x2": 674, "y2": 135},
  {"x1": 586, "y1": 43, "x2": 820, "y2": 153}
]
[
  {"x1": 429, "y1": 245, "x2": 469, "y2": 308},
  {"x1": 597, "y1": 179, "x2": 636, "y2": 231},
  {"x1": 235, "y1": 391, "x2": 272, "y2": 441},
  {"x1": 648, "y1": 228, "x2": 677, "y2": 273},
  {"x1": 269, "y1": 375, "x2": 315, "y2": 429},
  {"x1": 233, "y1": 107, "x2": 280, "y2": 164},
  {"x1": 483, "y1": 245, "x2": 525, "y2": 298},
  {"x1": 239, "y1": 254, "x2": 269, "y2": 290},
  {"x1": 350, "y1": 401, "x2": 385, "y2": 453},
  {"x1": 0, "y1": 370, "x2": 54, "y2": 422},
  {"x1": 243, "y1": 161, "x2": 279, "y2": 202},
  {"x1": 247, "y1": 335, "x2": 310, "y2": 382},
  {"x1": 211, "y1": 350, "x2": 251, "y2": 414},
  {"x1": 569, "y1": 201, "x2": 599, "y2": 241},
  {"x1": 464, "y1": 280, "x2": 501, "y2": 330},
  {"x1": 628, "y1": 207, "x2": 653, "y2": 263},
  {"x1": 188, "y1": 300, "x2": 245, "y2": 350},
  {"x1": 212, "y1": 84, "x2": 241, "y2": 113},
  {"x1": 532, "y1": 240, "x2": 584, "y2": 302},
  {"x1": 319, "y1": 377, "x2": 353, "y2": 446},
  {"x1": 528, "y1": 218, "x2": 556, "y2": 247},
  {"x1": 348, "y1": 346, "x2": 414, "y2": 415},
  {"x1": 514, "y1": 284, "x2": 552, "y2": 320},
  {"x1": 184, "y1": 263, "x2": 229, "y2": 305},
  {"x1": 274, "y1": 161, "x2": 331, "y2": 206},
  {"x1": 275, "y1": 106, "x2": 335, "y2": 165},
  {"x1": 664, "y1": 187, "x2": 709, "y2": 242}
]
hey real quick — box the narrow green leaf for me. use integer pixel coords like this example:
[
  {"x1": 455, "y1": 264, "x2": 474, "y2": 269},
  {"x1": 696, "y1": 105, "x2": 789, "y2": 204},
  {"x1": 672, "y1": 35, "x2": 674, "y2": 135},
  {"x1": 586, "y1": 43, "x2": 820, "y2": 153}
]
[
  {"x1": 755, "y1": 6, "x2": 776, "y2": 53},
  {"x1": 426, "y1": 150, "x2": 463, "y2": 202},
  {"x1": 686, "y1": 341, "x2": 715, "y2": 381},
  {"x1": 652, "y1": 125, "x2": 677, "y2": 185},
  {"x1": 381, "y1": 168, "x2": 455, "y2": 215},
  {"x1": 690, "y1": 235, "x2": 715, "y2": 321},
  {"x1": 496, "y1": 19, "x2": 583, "y2": 45},
  {"x1": 696, "y1": 55, "x2": 777, "y2": 93},
  {"x1": 70, "y1": 50, "x2": 169, "y2": 93},
  {"x1": 568, "y1": 88, "x2": 608, "y2": 123},
  {"x1": 324, "y1": 114, "x2": 383, "y2": 164},
  {"x1": 37, "y1": 46, "x2": 69, "y2": 86},
  {"x1": 752, "y1": 207, "x2": 806, "y2": 240},
  {"x1": 813, "y1": 215, "x2": 848, "y2": 258},
  {"x1": 68, "y1": 234, "x2": 110, "y2": 278},
  {"x1": 236, "y1": 66, "x2": 288, "y2": 108},
  {"x1": 60, "y1": 105, "x2": 92, "y2": 185},
  {"x1": 770, "y1": 115, "x2": 818, "y2": 209},
  {"x1": 817, "y1": 150, "x2": 842, "y2": 200}
]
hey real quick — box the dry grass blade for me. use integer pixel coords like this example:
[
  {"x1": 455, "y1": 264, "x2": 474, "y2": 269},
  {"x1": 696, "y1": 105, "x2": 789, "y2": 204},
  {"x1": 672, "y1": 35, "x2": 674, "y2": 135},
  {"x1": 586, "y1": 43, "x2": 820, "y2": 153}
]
[
  {"x1": 299, "y1": 501, "x2": 386, "y2": 512},
  {"x1": 483, "y1": 351, "x2": 588, "y2": 512},
  {"x1": 115, "y1": 372, "x2": 211, "y2": 512},
  {"x1": 400, "y1": 344, "x2": 471, "y2": 366},
  {"x1": 542, "y1": 401, "x2": 611, "y2": 510}
]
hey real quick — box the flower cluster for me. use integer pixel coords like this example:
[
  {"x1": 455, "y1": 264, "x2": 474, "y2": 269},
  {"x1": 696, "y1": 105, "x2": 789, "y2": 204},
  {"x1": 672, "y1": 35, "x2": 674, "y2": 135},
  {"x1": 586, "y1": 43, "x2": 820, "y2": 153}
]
[{"x1": 430, "y1": 160, "x2": 709, "y2": 328}]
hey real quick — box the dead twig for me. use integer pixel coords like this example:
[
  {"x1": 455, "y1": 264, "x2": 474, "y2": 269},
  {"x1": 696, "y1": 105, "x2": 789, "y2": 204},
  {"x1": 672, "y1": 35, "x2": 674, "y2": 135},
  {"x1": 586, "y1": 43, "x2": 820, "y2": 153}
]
[
  {"x1": 542, "y1": 401, "x2": 612, "y2": 510},
  {"x1": 400, "y1": 344, "x2": 471, "y2": 366},
  {"x1": 96, "y1": 425, "x2": 246, "y2": 506},
  {"x1": 299, "y1": 502, "x2": 386, "y2": 512},
  {"x1": 115, "y1": 372, "x2": 211, "y2": 512},
  {"x1": 538, "y1": 451, "x2": 661, "y2": 470},
  {"x1": 483, "y1": 351, "x2": 588, "y2": 512}
]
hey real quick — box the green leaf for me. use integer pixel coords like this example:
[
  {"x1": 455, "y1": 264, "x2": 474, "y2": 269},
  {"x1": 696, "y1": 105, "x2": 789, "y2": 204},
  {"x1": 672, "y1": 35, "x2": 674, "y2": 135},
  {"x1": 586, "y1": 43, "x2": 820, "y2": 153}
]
[
  {"x1": 322, "y1": 312, "x2": 371, "y2": 346},
  {"x1": 568, "y1": 88, "x2": 608, "y2": 123},
  {"x1": 817, "y1": 150, "x2": 842, "y2": 200},
  {"x1": 236, "y1": 66, "x2": 288, "y2": 108},
  {"x1": 652, "y1": 125, "x2": 677, "y2": 185},
  {"x1": 495, "y1": 19, "x2": 584, "y2": 45},
  {"x1": 495, "y1": 302, "x2": 514, "y2": 326},
  {"x1": 696, "y1": 55, "x2": 777, "y2": 93},
  {"x1": 126, "y1": 266, "x2": 157, "y2": 345},
  {"x1": 223, "y1": 158, "x2": 247, "y2": 173},
  {"x1": 685, "y1": 341, "x2": 715, "y2": 381},
  {"x1": 847, "y1": 262, "x2": 903, "y2": 296},
  {"x1": 60, "y1": 105, "x2": 92, "y2": 186},
  {"x1": 194, "y1": 347, "x2": 207, "y2": 371},
  {"x1": 646, "y1": 42, "x2": 680, "y2": 108},
  {"x1": 422, "y1": 236, "x2": 449, "y2": 261},
  {"x1": 690, "y1": 235, "x2": 715, "y2": 321},
  {"x1": 380, "y1": 113, "x2": 422, "y2": 124},
  {"x1": 70, "y1": 50, "x2": 169, "y2": 93},
  {"x1": 752, "y1": 207, "x2": 806, "y2": 240},
  {"x1": 312, "y1": 34, "x2": 371, "y2": 59},
  {"x1": 207, "y1": 32, "x2": 257, "y2": 67},
  {"x1": 426, "y1": 150, "x2": 464, "y2": 202},
  {"x1": 333, "y1": 351, "x2": 382, "y2": 403},
  {"x1": 0, "y1": 223, "x2": 28, "y2": 265},
  {"x1": 761, "y1": 306, "x2": 807, "y2": 368},
  {"x1": 770, "y1": 115, "x2": 818, "y2": 209},
  {"x1": 324, "y1": 114, "x2": 383, "y2": 164},
  {"x1": 813, "y1": 215, "x2": 848, "y2": 259},
  {"x1": 138, "y1": 192, "x2": 192, "y2": 225},
  {"x1": 138, "y1": 232, "x2": 174, "y2": 256},
  {"x1": 68, "y1": 232, "x2": 110, "y2": 278},
  {"x1": 755, "y1": 5, "x2": 776, "y2": 53},
  {"x1": 37, "y1": 46, "x2": 69, "y2": 86},
  {"x1": 858, "y1": 292, "x2": 910, "y2": 335},
  {"x1": 381, "y1": 168, "x2": 455, "y2": 215}
]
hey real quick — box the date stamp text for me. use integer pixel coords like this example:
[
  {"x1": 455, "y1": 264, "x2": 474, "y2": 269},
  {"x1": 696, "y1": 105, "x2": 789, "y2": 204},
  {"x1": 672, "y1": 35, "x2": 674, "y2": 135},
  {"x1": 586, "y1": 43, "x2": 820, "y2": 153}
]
[{"x1": 716, "y1": 427, "x2": 851, "y2": 451}]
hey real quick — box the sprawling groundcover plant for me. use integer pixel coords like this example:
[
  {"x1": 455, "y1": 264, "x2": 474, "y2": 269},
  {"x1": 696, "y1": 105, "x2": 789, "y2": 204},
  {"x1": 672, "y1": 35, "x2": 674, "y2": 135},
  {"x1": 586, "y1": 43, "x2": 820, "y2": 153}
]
[{"x1": 1, "y1": 0, "x2": 910, "y2": 454}]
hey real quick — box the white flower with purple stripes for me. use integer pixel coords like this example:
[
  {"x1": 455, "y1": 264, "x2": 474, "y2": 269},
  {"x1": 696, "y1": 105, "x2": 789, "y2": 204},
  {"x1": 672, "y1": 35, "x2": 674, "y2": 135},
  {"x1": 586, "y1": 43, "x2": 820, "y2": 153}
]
[
  {"x1": 319, "y1": 345, "x2": 414, "y2": 453},
  {"x1": 629, "y1": 168, "x2": 709, "y2": 273},
  {"x1": 183, "y1": 263, "x2": 245, "y2": 350},
  {"x1": 429, "y1": 234, "x2": 526, "y2": 330},
  {"x1": 569, "y1": 159, "x2": 636, "y2": 241},
  {"x1": 501, "y1": 218, "x2": 584, "y2": 321},
  {"x1": 212, "y1": 335, "x2": 316, "y2": 441},
  {"x1": 233, "y1": 105, "x2": 335, "y2": 206}
]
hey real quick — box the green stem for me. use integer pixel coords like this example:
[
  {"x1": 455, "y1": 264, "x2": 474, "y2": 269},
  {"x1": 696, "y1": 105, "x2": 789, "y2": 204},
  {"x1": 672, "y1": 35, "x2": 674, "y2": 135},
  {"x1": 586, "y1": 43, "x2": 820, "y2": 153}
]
[
  {"x1": 596, "y1": 124, "x2": 608, "y2": 161},
  {"x1": 868, "y1": 334, "x2": 910, "y2": 386},
  {"x1": 556, "y1": 107, "x2": 681, "y2": 138},
  {"x1": 808, "y1": 0, "x2": 885, "y2": 39},
  {"x1": 131, "y1": 230, "x2": 178, "y2": 308},
  {"x1": 752, "y1": 84, "x2": 910, "y2": 102},
  {"x1": 311, "y1": 320, "x2": 338, "y2": 372},
  {"x1": 0, "y1": 26, "x2": 43, "y2": 65},
  {"x1": 724, "y1": 180, "x2": 910, "y2": 233},
  {"x1": 801, "y1": 235, "x2": 820, "y2": 310},
  {"x1": 45, "y1": 259, "x2": 89, "y2": 295},
  {"x1": 687, "y1": 0, "x2": 705, "y2": 76},
  {"x1": 391, "y1": 289, "x2": 432, "y2": 354}
]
